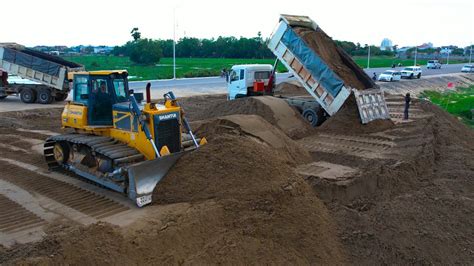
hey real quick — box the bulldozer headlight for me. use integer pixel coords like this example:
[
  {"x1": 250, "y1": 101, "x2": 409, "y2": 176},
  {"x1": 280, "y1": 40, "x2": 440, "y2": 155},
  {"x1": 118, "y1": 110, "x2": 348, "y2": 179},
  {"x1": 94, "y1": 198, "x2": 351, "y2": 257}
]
[{"x1": 136, "y1": 194, "x2": 152, "y2": 207}]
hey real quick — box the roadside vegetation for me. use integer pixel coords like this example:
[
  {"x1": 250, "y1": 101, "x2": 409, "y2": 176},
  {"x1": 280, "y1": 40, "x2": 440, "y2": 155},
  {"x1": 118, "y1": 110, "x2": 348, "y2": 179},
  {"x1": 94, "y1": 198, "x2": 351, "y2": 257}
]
[
  {"x1": 65, "y1": 27, "x2": 468, "y2": 80},
  {"x1": 421, "y1": 86, "x2": 474, "y2": 128},
  {"x1": 64, "y1": 55, "x2": 469, "y2": 81},
  {"x1": 63, "y1": 55, "x2": 286, "y2": 80}
]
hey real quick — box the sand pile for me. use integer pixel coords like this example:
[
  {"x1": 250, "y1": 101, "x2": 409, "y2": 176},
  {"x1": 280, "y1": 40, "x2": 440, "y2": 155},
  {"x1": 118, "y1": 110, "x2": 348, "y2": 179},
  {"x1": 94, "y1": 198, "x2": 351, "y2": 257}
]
[
  {"x1": 186, "y1": 96, "x2": 313, "y2": 139},
  {"x1": 1, "y1": 134, "x2": 346, "y2": 265},
  {"x1": 312, "y1": 99, "x2": 474, "y2": 264},
  {"x1": 155, "y1": 115, "x2": 311, "y2": 203},
  {"x1": 293, "y1": 27, "x2": 375, "y2": 90},
  {"x1": 318, "y1": 95, "x2": 394, "y2": 134},
  {"x1": 275, "y1": 81, "x2": 308, "y2": 97},
  {"x1": 275, "y1": 81, "x2": 394, "y2": 134},
  {"x1": 195, "y1": 114, "x2": 311, "y2": 165}
]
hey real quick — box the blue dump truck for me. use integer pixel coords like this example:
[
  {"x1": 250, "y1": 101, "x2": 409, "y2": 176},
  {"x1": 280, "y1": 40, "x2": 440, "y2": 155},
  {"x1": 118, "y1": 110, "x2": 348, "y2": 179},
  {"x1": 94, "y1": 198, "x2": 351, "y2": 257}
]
[
  {"x1": 228, "y1": 15, "x2": 390, "y2": 126},
  {"x1": 0, "y1": 43, "x2": 84, "y2": 104}
]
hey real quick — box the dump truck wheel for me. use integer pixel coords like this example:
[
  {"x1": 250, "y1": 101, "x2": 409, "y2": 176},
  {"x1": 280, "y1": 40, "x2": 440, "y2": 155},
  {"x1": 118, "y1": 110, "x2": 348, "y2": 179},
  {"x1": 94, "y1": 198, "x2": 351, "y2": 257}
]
[
  {"x1": 20, "y1": 88, "x2": 36, "y2": 103},
  {"x1": 38, "y1": 88, "x2": 53, "y2": 104},
  {"x1": 303, "y1": 109, "x2": 319, "y2": 127},
  {"x1": 55, "y1": 93, "x2": 68, "y2": 102}
]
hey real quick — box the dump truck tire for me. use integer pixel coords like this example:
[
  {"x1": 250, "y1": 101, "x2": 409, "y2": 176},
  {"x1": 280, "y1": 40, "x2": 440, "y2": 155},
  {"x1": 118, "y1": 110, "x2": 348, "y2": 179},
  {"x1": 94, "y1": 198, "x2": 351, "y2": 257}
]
[
  {"x1": 303, "y1": 108, "x2": 319, "y2": 127},
  {"x1": 20, "y1": 88, "x2": 36, "y2": 103},
  {"x1": 55, "y1": 92, "x2": 68, "y2": 102},
  {"x1": 38, "y1": 88, "x2": 53, "y2": 104}
]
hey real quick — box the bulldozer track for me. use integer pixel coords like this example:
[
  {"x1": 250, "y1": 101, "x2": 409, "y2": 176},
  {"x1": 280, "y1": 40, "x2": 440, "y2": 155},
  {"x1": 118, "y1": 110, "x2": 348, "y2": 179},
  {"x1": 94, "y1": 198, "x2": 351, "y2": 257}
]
[
  {"x1": 0, "y1": 161, "x2": 129, "y2": 219},
  {"x1": 0, "y1": 195, "x2": 47, "y2": 233},
  {"x1": 44, "y1": 134, "x2": 145, "y2": 171},
  {"x1": 299, "y1": 134, "x2": 393, "y2": 159}
]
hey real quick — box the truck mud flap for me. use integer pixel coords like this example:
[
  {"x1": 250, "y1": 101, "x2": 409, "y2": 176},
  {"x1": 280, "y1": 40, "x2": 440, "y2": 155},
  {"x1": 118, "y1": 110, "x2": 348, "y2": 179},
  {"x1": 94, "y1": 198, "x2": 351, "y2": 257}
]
[
  {"x1": 353, "y1": 89, "x2": 391, "y2": 124},
  {"x1": 127, "y1": 152, "x2": 184, "y2": 207}
]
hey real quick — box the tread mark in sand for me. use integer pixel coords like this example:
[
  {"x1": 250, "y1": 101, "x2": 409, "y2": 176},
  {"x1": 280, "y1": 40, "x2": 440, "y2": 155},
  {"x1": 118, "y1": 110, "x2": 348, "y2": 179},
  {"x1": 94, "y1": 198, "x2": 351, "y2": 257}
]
[
  {"x1": 0, "y1": 161, "x2": 129, "y2": 219},
  {"x1": 0, "y1": 194, "x2": 47, "y2": 233}
]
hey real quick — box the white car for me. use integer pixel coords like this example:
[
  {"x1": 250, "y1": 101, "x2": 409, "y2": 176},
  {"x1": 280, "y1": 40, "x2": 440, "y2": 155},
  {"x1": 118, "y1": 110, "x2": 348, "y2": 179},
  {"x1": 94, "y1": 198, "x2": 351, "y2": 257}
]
[
  {"x1": 427, "y1": 60, "x2": 441, "y2": 69},
  {"x1": 461, "y1": 64, "x2": 474, "y2": 73},
  {"x1": 401, "y1": 66, "x2": 422, "y2": 79},
  {"x1": 378, "y1": 70, "x2": 402, "y2": 82}
]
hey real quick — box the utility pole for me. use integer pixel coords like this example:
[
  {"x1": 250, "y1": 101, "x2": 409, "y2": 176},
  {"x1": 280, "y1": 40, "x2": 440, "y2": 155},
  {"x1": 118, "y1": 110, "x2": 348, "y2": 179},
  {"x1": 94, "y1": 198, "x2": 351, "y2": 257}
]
[
  {"x1": 414, "y1": 47, "x2": 417, "y2": 66},
  {"x1": 470, "y1": 43, "x2": 472, "y2": 64},
  {"x1": 173, "y1": 8, "x2": 176, "y2": 80},
  {"x1": 367, "y1": 45, "x2": 370, "y2": 69},
  {"x1": 447, "y1": 49, "x2": 450, "y2": 65}
]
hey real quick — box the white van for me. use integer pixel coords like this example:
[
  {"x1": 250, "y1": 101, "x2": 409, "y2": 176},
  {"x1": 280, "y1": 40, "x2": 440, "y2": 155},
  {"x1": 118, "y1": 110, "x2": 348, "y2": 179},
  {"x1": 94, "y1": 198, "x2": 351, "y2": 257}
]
[
  {"x1": 427, "y1": 60, "x2": 441, "y2": 69},
  {"x1": 401, "y1": 66, "x2": 422, "y2": 79},
  {"x1": 227, "y1": 64, "x2": 273, "y2": 100}
]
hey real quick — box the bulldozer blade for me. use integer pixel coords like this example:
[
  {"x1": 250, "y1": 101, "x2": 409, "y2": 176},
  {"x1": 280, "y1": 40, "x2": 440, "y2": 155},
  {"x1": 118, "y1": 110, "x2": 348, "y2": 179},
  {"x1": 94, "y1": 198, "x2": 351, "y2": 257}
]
[{"x1": 127, "y1": 152, "x2": 184, "y2": 207}]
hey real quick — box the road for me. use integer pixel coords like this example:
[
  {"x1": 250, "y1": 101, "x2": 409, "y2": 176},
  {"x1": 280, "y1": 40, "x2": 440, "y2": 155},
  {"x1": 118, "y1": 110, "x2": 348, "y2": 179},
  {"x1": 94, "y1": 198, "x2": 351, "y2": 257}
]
[
  {"x1": 364, "y1": 63, "x2": 465, "y2": 79},
  {"x1": 128, "y1": 63, "x2": 466, "y2": 97},
  {"x1": 0, "y1": 63, "x2": 467, "y2": 112},
  {"x1": 129, "y1": 72, "x2": 293, "y2": 98}
]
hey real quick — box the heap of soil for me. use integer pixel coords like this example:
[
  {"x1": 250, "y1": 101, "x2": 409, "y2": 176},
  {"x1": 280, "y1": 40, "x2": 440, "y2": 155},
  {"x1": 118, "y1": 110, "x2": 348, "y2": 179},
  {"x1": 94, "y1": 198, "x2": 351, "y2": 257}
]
[
  {"x1": 195, "y1": 114, "x2": 311, "y2": 165},
  {"x1": 309, "y1": 98, "x2": 474, "y2": 264},
  {"x1": 317, "y1": 95, "x2": 394, "y2": 134},
  {"x1": 185, "y1": 96, "x2": 313, "y2": 139},
  {"x1": 1, "y1": 134, "x2": 346, "y2": 265},
  {"x1": 275, "y1": 81, "x2": 308, "y2": 97},
  {"x1": 293, "y1": 26, "x2": 375, "y2": 90}
]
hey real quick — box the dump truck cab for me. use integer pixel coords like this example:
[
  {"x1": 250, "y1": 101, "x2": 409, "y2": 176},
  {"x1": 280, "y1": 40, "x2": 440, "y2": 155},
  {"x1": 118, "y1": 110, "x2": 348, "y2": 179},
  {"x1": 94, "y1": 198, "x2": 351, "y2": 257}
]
[{"x1": 227, "y1": 64, "x2": 274, "y2": 100}]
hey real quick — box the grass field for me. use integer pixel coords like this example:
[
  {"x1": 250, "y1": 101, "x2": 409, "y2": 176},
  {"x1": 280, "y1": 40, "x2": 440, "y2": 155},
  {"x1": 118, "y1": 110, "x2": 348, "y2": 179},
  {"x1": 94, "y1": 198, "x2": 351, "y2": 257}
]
[
  {"x1": 421, "y1": 86, "x2": 474, "y2": 128},
  {"x1": 62, "y1": 56, "x2": 284, "y2": 81},
  {"x1": 63, "y1": 55, "x2": 468, "y2": 81}
]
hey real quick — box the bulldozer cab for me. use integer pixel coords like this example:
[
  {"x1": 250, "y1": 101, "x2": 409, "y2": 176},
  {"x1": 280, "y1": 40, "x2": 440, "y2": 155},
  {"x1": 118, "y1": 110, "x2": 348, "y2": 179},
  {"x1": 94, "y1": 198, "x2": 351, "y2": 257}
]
[{"x1": 72, "y1": 71, "x2": 129, "y2": 126}]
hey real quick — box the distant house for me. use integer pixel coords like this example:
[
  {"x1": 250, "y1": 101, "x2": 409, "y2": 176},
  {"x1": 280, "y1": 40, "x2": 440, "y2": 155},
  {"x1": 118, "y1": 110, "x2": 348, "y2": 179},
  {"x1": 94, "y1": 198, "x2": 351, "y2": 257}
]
[
  {"x1": 93, "y1": 46, "x2": 114, "y2": 54},
  {"x1": 380, "y1": 38, "x2": 393, "y2": 51},
  {"x1": 440, "y1": 47, "x2": 453, "y2": 54},
  {"x1": 417, "y1": 42, "x2": 433, "y2": 50}
]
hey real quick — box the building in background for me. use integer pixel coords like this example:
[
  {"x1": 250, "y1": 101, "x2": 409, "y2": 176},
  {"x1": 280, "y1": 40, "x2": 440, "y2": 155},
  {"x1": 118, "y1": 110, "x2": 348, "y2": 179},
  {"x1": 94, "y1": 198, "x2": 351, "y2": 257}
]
[
  {"x1": 417, "y1": 42, "x2": 433, "y2": 50},
  {"x1": 380, "y1": 38, "x2": 393, "y2": 51}
]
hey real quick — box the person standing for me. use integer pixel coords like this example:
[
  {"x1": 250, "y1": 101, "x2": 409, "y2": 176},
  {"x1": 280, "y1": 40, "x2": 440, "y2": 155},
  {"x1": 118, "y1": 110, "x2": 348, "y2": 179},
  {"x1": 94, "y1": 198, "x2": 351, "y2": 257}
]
[{"x1": 404, "y1": 93, "x2": 411, "y2": 120}]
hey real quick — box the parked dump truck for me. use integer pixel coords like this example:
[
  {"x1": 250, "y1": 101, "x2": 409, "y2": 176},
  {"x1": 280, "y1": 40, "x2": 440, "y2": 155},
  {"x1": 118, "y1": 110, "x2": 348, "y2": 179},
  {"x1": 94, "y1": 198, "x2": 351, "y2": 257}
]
[
  {"x1": 0, "y1": 43, "x2": 84, "y2": 104},
  {"x1": 228, "y1": 15, "x2": 390, "y2": 126}
]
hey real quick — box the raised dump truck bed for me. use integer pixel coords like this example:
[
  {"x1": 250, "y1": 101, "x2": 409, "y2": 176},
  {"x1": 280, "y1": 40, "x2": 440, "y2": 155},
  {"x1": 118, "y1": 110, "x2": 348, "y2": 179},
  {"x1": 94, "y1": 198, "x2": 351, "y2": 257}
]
[
  {"x1": 0, "y1": 43, "x2": 84, "y2": 104},
  {"x1": 268, "y1": 15, "x2": 390, "y2": 124}
]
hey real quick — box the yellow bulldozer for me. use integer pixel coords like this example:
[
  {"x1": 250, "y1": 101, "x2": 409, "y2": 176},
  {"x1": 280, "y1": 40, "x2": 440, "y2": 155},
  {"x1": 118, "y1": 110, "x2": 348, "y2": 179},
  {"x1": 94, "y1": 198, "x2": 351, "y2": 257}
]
[{"x1": 43, "y1": 70, "x2": 205, "y2": 207}]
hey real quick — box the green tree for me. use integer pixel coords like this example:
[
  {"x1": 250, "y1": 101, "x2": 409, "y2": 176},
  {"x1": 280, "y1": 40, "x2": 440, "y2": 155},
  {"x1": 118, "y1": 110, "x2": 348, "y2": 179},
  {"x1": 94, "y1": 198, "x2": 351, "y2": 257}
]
[
  {"x1": 129, "y1": 39, "x2": 163, "y2": 65},
  {"x1": 131, "y1": 28, "x2": 141, "y2": 41}
]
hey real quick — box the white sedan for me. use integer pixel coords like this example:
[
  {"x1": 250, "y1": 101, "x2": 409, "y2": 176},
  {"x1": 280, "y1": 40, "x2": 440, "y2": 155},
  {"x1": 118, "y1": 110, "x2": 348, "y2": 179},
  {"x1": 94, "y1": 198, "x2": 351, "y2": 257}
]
[
  {"x1": 378, "y1": 70, "x2": 402, "y2": 82},
  {"x1": 461, "y1": 64, "x2": 474, "y2": 73}
]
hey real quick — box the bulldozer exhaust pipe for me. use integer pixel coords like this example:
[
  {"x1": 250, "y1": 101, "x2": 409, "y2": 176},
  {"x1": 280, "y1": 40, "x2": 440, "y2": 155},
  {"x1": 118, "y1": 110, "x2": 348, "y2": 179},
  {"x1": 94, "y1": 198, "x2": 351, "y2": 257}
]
[{"x1": 146, "y1": 82, "x2": 151, "y2": 103}]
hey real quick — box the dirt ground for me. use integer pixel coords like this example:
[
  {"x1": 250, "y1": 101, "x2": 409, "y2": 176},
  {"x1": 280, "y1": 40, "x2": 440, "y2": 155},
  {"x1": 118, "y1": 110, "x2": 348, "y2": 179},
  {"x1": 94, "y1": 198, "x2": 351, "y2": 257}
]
[{"x1": 0, "y1": 77, "x2": 473, "y2": 264}]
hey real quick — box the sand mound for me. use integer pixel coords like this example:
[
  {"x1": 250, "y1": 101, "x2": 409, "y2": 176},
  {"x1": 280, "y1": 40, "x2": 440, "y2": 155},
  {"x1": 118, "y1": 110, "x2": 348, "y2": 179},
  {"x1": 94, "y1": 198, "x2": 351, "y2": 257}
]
[
  {"x1": 275, "y1": 81, "x2": 308, "y2": 97},
  {"x1": 196, "y1": 114, "x2": 311, "y2": 165},
  {"x1": 308, "y1": 99, "x2": 474, "y2": 264},
  {"x1": 187, "y1": 96, "x2": 313, "y2": 139},
  {"x1": 2, "y1": 134, "x2": 346, "y2": 265},
  {"x1": 317, "y1": 95, "x2": 394, "y2": 134},
  {"x1": 293, "y1": 27, "x2": 375, "y2": 90}
]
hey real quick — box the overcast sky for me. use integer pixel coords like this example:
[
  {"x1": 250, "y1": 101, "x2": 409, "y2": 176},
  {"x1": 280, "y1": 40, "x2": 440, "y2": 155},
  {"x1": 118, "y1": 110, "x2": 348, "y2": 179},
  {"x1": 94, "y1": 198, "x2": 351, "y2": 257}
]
[{"x1": 2, "y1": 0, "x2": 473, "y2": 48}]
